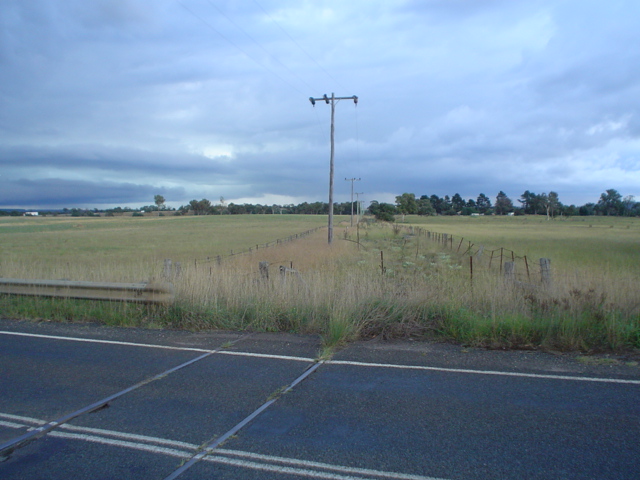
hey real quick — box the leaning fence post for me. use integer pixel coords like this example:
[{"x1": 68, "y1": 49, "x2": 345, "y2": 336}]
[{"x1": 524, "y1": 256, "x2": 530, "y2": 280}]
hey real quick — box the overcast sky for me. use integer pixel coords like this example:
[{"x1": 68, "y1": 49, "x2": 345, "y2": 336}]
[{"x1": 1, "y1": 0, "x2": 639, "y2": 209}]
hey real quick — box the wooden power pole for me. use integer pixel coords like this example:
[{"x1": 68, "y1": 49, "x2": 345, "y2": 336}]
[
  {"x1": 345, "y1": 177, "x2": 361, "y2": 226},
  {"x1": 309, "y1": 93, "x2": 358, "y2": 244}
]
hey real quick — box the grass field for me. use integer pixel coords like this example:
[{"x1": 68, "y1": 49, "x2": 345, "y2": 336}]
[{"x1": 1, "y1": 214, "x2": 639, "y2": 354}]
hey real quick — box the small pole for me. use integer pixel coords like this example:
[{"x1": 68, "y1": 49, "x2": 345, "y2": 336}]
[
  {"x1": 470, "y1": 256, "x2": 473, "y2": 283},
  {"x1": 380, "y1": 250, "x2": 385, "y2": 275},
  {"x1": 524, "y1": 255, "x2": 530, "y2": 280}
]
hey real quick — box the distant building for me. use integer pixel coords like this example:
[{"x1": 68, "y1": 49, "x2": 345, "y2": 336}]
[{"x1": 24, "y1": 212, "x2": 39, "y2": 216}]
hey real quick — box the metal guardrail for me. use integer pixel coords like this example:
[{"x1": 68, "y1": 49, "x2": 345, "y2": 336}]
[{"x1": 0, "y1": 278, "x2": 174, "y2": 305}]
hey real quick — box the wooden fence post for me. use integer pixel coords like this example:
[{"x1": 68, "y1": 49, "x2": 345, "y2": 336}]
[
  {"x1": 259, "y1": 261, "x2": 269, "y2": 281},
  {"x1": 504, "y1": 261, "x2": 515, "y2": 283},
  {"x1": 163, "y1": 259, "x2": 172, "y2": 280},
  {"x1": 540, "y1": 258, "x2": 552, "y2": 286}
]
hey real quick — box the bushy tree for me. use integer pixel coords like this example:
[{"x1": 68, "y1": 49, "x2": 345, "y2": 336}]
[
  {"x1": 494, "y1": 191, "x2": 514, "y2": 215},
  {"x1": 476, "y1": 193, "x2": 492, "y2": 214},
  {"x1": 368, "y1": 201, "x2": 397, "y2": 222},
  {"x1": 597, "y1": 189, "x2": 623, "y2": 216},
  {"x1": 395, "y1": 193, "x2": 418, "y2": 216},
  {"x1": 417, "y1": 195, "x2": 436, "y2": 216}
]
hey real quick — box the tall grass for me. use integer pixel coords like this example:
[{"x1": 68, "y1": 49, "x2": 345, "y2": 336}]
[{"x1": 1, "y1": 216, "x2": 639, "y2": 353}]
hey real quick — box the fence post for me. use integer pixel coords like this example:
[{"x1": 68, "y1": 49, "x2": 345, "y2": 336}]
[
  {"x1": 174, "y1": 262, "x2": 182, "y2": 279},
  {"x1": 504, "y1": 261, "x2": 515, "y2": 283},
  {"x1": 524, "y1": 256, "x2": 530, "y2": 280},
  {"x1": 540, "y1": 258, "x2": 552, "y2": 286},
  {"x1": 259, "y1": 261, "x2": 269, "y2": 281},
  {"x1": 163, "y1": 259, "x2": 172, "y2": 280}
]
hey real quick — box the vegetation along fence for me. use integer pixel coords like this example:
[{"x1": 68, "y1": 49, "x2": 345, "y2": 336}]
[{"x1": 401, "y1": 226, "x2": 552, "y2": 286}]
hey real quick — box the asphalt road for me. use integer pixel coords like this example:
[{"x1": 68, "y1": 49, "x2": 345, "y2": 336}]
[{"x1": 1, "y1": 318, "x2": 639, "y2": 480}]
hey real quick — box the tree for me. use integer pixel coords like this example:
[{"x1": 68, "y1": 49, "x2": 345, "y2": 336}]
[
  {"x1": 518, "y1": 190, "x2": 535, "y2": 214},
  {"x1": 154, "y1": 195, "x2": 166, "y2": 210},
  {"x1": 547, "y1": 191, "x2": 560, "y2": 219},
  {"x1": 395, "y1": 193, "x2": 418, "y2": 220},
  {"x1": 451, "y1": 193, "x2": 466, "y2": 212},
  {"x1": 430, "y1": 195, "x2": 443, "y2": 214},
  {"x1": 623, "y1": 195, "x2": 637, "y2": 216},
  {"x1": 476, "y1": 193, "x2": 492, "y2": 214},
  {"x1": 188, "y1": 198, "x2": 213, "y2": 215},
  {"x1": 494, "y1": 191, "x2": 514, "y2": 215},
  {"x1": 417, "y1": 195, "x2": 436, "y2": 216},
  {"x1": 597, "y1": 189, "x2": 623, "y2": 216},
  {"x1": 368, "y1": 201, "x2": 397, "y2": 222}
]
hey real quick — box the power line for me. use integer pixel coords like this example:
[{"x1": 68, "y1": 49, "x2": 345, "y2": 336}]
[
  {"x1": 251, "y1": 0, "x2": 349, "y2": 92},
  {"x1": 175, "y1": 0, "x2": 306, "y2": 96},
  {"x1": 202, "y1": 0, "x2": 320, "y2": 94}
]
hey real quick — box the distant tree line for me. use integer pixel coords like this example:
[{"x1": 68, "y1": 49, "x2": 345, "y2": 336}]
[
  {"x1": 6, "y1": 188, "x2": 637, "y2": 219},
  {"x1": 368, "y1": 188, "x2": 639, "y2": 221}
]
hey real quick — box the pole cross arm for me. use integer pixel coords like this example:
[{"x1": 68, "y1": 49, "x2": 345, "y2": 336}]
[{"x1": 309, "y1": 95, "x2": 358, "y2": 106}]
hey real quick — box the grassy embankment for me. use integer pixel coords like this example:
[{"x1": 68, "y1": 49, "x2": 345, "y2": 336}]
[{"x1": 1, "y1": 214, "x2": 639, "y2": 354}]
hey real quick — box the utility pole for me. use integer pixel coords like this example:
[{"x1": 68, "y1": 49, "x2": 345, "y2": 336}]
[
  {"x1": 355, "y1": 192, "x2": 364, "y2": 221},
  {"x1": 345, "y1": 178, "x2": 361, "y2": 226},
  {"x1": 309, "y1": 93, "x2": 358, "y2": 244}
]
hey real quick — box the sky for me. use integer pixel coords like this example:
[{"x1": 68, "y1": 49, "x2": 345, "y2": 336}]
[{"x1": 1, "y1": 0, "x2": 639, "y2": 210}]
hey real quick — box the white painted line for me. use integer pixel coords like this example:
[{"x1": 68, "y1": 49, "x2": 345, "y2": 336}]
[
  {"x1": 0, "y1": 413, "x2": 445, "y2": 480},
  {"x1": 0, "y1": 413, "x2": 45, "y2": 425},
  {"x1": 0, "y1": 330, "x2": 212, "y2": 353},
  {"x1": 48, "y1": 430, "x2": 193, "y2": 459},
  {"x1": 328, "y1": 360, "x2": 640, "y2": 385},
  {"x1": 216, "y1": 448, "x2": 445, "y2": 480},
  {"x1": 2, "y1": 329, "x2": 637, "y2": 384},
  {"x1": 0, "y1": 330, "x2": 316, "y2": 362},
  {"x1": 0, "y1": 421, "x2": 27, "y2": 429}
]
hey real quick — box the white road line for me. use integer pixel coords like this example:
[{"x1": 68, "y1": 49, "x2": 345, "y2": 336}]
[
  {"x1": 2, "y1": 330, "x2": 638, "y2": 384},
  {"x1": 0, "y1": 414, "x2": 444, "y2": 480},
  {"x1": 328, "y1": 360, "x2": 640, "y2": 385},
  {"x1": 0, "y1": 330, "x2": 316, "y2": 362}
]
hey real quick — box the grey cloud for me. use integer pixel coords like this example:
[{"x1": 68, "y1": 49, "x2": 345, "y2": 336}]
[{"x1": 0, "y1": 177, "x2": 185, "y2": 207}]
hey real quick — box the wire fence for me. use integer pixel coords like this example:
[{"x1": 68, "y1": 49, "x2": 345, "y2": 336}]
[
  {"x1": 162, "y1": 227, "x2": 324, "y2": 279},
  {"x1": 402, "y1": 226, "x2": 551, "y2": 286}
]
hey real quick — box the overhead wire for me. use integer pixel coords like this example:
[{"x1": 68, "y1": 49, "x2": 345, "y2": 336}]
[
  {"x1": 251, "y1": 0, "x2": 350, "y2": 93},
  {"x1": 176, "y1": 0, "x2": 361, "y2": 194},
  {"x1": 175, "y1": 0, "x2": 307, "y2": 96},
  {"x1": 202, "y1": 0, "x2": 321, "y2": 94}
]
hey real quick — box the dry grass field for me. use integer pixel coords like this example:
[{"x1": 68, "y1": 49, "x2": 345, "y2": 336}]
[{"x1": 1, "y1": 214, "x2": 639, "y2": 354}]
